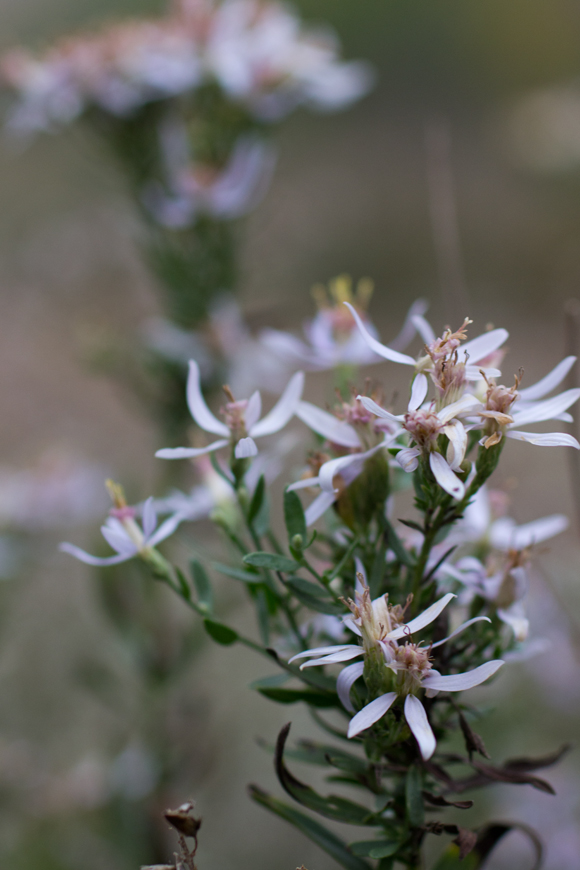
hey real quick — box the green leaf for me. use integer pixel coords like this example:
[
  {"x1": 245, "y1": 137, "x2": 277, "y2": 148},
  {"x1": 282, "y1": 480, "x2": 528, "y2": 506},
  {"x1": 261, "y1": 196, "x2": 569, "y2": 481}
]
[
  {"x1": 285, "y1": 577, "x2": 344, "y2": 615},
  {"x1": 174, "y1": 567, "x2": 192, "y2": 601},
  {"x1": 244, "y1": 552, "x2": 300, "y2": 572},
  {"x1": 257, "y1": 687, "x2": 340, "y2": 708},
  {"x1": 256, "y1": 586, "x2": 270, "y2": 645},
  {"x1": 249, "y1": 673, "x2": 291, "y2": 690},
  {"x1": 432, "y1": 846, "x2": 479, "y2": 870},
  {"x1": 190, "y1": 560, "x2": 213, "y2": 613},
  {"x1": 384, "y1": 518, "x2": 414, "y2": 568},
  {"x1": 350, "y1": 840, "x2": 401, "y2": 859},
  {"x1": 248, "y1": 474, "x2": 266, "y2": 524},
  {"x1": 203, "y1": 619, "x2": 238, "y2": 646},
  {"x1": 284, "y1": 489, "x2": 307, "y2": 542},
  {"x1": 274, "y1": 723, "x2": 374, "y2": 825},
  {"x1": 212, "y1": 562, "x2": 261, "y2": 583},
  {"x1": 405, "y1": 765, "x2": 424, "y2": 827},
  {"x1": 249, "y1": 786, "x2": 371, "y2": 870}
]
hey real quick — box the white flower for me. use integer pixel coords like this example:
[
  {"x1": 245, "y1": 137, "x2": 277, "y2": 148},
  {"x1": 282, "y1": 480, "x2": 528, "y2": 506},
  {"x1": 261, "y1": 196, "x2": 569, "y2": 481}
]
[
  {"x1": 156, "y1": 360, "x2": 304, "y2": 461},
  {"x1": 60, "y1": 490, "x2": 183, "y2": 567},
  {"x1": 143, "y1": 131, "x2": 276, "y2": 228},
  {"x1": 290, "y1": 582, "x2": 502, "y2": 760},
  {"x1": 260, "y1": 276, "x2": 427, "y2": 371}
]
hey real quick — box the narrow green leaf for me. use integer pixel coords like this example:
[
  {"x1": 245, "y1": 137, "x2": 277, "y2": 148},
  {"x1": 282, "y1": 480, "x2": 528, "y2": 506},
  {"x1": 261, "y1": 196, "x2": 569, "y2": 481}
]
[
  {"x1": 203, "y1": 619, "x2": 238, "y2": 646},
  {"x1": 248, "y1": 474, "x2": 266, "y2": 524},
  {"x1": 284, "y1": 489, "x2": 307, "y2": 542},
  {"x1": 190, "y1": 559, "x2": 213, "y2": 613},
  {"x1": 369, "y1": 543, "x2": 386, "y2": 598},
  {"x1": 174, "y1": 567, "x2": 192, "y2": 602},
  {"x1": 285, "y1": 577, "x2": 345, "y2": 615},
  {"x1": 249, "y1": 786, "x2": 371, "y2": 870},
  {"x1": 256, "y1": 586, "x2": 270, "y2": 645},
  {"x1": 384, "y1": 518, "x2": 414, "y2": 567},
  {"x1": 405, "y1": 765, "x2": 424, "y2": 827},
  {"x1": 257, "y1": 687, "x2": 340, "y2": 708},
  {"x1": 350, "y1": 841, "x2": 401, "y2": 859},
  {"x1": 244, "y1": 552, "x2": 300, "y2": 572},
  {"x1": 212, "y1": 562, "x2": 261, "y2": 583}
]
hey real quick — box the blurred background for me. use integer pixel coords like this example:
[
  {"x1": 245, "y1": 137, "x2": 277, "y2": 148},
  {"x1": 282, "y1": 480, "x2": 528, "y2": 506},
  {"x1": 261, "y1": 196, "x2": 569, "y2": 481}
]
[{"x1": 0, "y1": 1, "x2": 580, "y2": 868}]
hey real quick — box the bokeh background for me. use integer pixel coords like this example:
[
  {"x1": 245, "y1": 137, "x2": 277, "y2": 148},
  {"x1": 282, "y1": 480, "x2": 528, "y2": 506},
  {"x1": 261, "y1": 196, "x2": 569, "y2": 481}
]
[{"x1": 1, "y1": 1, "x2": 580, "y2": 868}]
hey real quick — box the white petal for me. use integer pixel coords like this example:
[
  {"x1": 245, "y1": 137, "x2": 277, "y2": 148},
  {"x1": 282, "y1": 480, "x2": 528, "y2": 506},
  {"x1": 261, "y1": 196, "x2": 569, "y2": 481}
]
[
  {"x1": 354, "y1": 557, "x2": 367, "y2": 591},
  {"x1": 245, "y1": 391, "x2": 263, "y2": 431},
  {"x1": 389, "y1": 592, "x2": 455, "y2": 640},
  {"x1": 343, "y1": 616, "x2": 362, "y2": 636},
  {"x1": 296, "y1": 401, "x2": 360, "y2": 448},
  {"x1": 142, "y1": 497, "x2": 157, "y2": 539},
  {"x1": 344, "y1": 302, "x2": 416, "y2": 366},
  {"x1": 156, "y1": 439, "x2": 230, "y2": 459},
  {"x1": 59, "y1": 542, "x2": 132, "y2": 567},
  {"x1": 404, "y1": 695, "x2": 436, "y2": 760},
  {"x1": 389, "y1": 299, "x2": 429, "y2": 352},
  {"x1": 300, "y1": 647, "x2": 365, "y2": 668},
  {"x1": 287, "y1": 475, "x2": 322, "y2": 492},
  {"x1": 437, "y1": 393, "x2": 482, "y2": 424},
  {"x1": 506, "y1": 430, "x2": 580, "y2": 448},
  {"x1": 337, "y1": 661, "x2": 365, "y2": 713},
  {"x1": 431, "y1": 616, "x2": 492, "y2": 648},
  {"x1": 396, "y1": 447, "x2": 421, "y2": 473},
  {"x1": 458, "y1": 328, "x2": 509, "y2": 364},
  {"x1": 490, "y1": 514, "x2": 568, "y2": 550},
  {"x1": 357, "y1": 395, "x2": 404, "y2": 422},
  {"x1": 186, "y1": 360, "x2": 229, "y2": 436},
  {"x1": 422, "y1": 659, "x2": 504, "y2": 692},
  {"x1": 347, "y1": 692, "x2": 398, "y2": 738},
  {"x1": 289, "y1": 644, "x2": 358, "y2": 663},
  {"x1": 509, "y1": 388, "x2": 580, "y2": 428},
  {"x1": 318, "y1": 442, "x2": 389, "y2": 494},
  {"x1": 518, "y1": 356, "x2": 576, "y2": 401},
  {"x1": 465, "y1": 365, "x2": 501, "y2": 380},
  {"x1": 444, "y1": 421, "x2": 468, "y2": 471},
  {"x1": 497, "y1": 604, "x2": 529, "y2": 642},
  {"x1": 147, "y1": 512, "x2": 184, "y2": 547},
  {"x1": 429, "y1": 452, "x2": 465, "y2": 500},
  {"x1": 249, "y1": 371, "x2": 304, "y2": 437},
  {"x1": 100, "y1": 524, "x2": 136, "y2": 555},
  {"x1": 235, "y1": 437, "x2": 258, "y2": 459},
  {"x1": 409, "y1": 374, "x2": 429, "y2": 411},
  {"x1": 260, "y1": 328, "x2": 313, "y2": 366},
  {"x1": 305, "y1": 491, "x2": 337, "y2": 526},
  {"x1": 411, "y1": 314, "x2": 436, "y2": 345}
]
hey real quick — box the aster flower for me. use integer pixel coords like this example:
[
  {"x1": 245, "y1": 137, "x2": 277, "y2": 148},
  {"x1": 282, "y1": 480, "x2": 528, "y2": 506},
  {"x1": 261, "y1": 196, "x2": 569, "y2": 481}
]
[
  {"x1": 260, "y1": 276, "x2": 427, "y2": 371},
  {"x1": 156, "y1": 360, "x2": 304, "y2": 461},
  {"x1": 60, "y1": 481, "x2": 183, "y2": 567},
  {"x1": 290, "y1": 581, "x2": 502, "y2": 759}
]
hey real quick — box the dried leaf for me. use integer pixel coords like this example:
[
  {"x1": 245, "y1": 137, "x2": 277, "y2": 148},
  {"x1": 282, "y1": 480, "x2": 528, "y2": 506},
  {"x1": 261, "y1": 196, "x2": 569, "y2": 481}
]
[
  {"x1": 458, "y1": 712, "x2": 490, "y2": 760},
  {"x1": 422, "y1": 792, "x2": 473, "y2": 809}
]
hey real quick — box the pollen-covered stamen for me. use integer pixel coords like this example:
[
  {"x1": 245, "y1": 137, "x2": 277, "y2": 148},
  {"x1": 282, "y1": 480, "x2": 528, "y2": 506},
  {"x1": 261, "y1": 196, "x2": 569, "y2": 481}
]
[
  {"x1": 333, "y1": 383, "x2": 396, "y2": 446},
  {"x1": 389, "y1": 641, "x2": 433, "y2": 696},
  {"x1": 220, "y1": 384, "x2": 249, "y2": 441},
  {"x1": 428, "y1": 318, "x2": 473, "y2": 362},
  {"x1": 403, "y1": 407, "x2": 443, "y2": 451},
  {"x1": 431, "y1": 349, "x2": 468, "y2": 407},
  {"x1": 312, "y1": 275, "x2": 374, "y2": 342},
  {"x1": 478, "y1": 371, "x2": 522, "y2": 448}
]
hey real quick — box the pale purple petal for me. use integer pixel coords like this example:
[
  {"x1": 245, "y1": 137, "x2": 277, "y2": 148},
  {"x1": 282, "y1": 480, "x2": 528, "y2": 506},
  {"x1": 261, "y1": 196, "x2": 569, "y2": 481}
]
[
  {"x1": 305, "y1": 491, "x2": 337, "y2": 526},
  {"x1": 509, "y1": 388, "x2": 580, "y2": 428},
  {"x1": 396, "y1": 447, "x2": 421, "y2": 473},
  {"x1": 458, "y1": 328, "x2": 509, "y2": 364},
  {"x1": 343, "y1": 616, "x2": 362, "y2": 636},
  {"x1": 260, "y1": 328, "x2": 314, "y2": 366},
  {"x1": 235, "y1": 437, "x2": 258, "y2": 459},
  {"x1": 497, "y1": 604, "x2": 529, "y2": 642},
  {"x1": 357, "y1": 395, "x2": 404, "y2": 422},
  {"x1": 245, "y1": 391, "x2": 262, "y2": 430},
  {"x1": 422, "y1": 659, "x2": 504, "y2": 692},
  {"x1": 437, "y1": 393, "x2": 482, "y2": 424},
  {"x1": 147, "y1": 511, "x2": 184, "y2": 547},
  {"x1": 300, "y1": 647, "x2": 365, "y2": 668},
  {"x1": 344, "y1": 302, "x2": 416, "y2": 365},
  {"x1": 250, "y1": 371, "x2": 304, "y2": 437},
  {"x1": 431, "y1": 616, "x2": 492, "y2": 648},
  {"x1": 287, "y1": 476, "x2": 322, "y2": 492},
  {"x1": 506, "y1": 430, "x2": 580, "y2": 448},
  {"x1": 409, "y1": 373, "x2": 429, "y2": 411},
  {"x1": 289, "y1": 644, "x2": 358, "y2": 663},
  {"x1": 337, "y1": 661, "x2": 365, "y2": 713},
  {"x1": 186, "y1": 360, "x2": 229, "y2": 436},
  {"x1": 404, "y1": 695, "x2": 436, "y2": 760},
  {"x1": 100, "y1": 524, "x2": 136, "y2": 555},
  {"x1": 429, "y1": 452, "x2": 465, "y2": 500},
  {"x1": 389, "y1": 299, "x2": 429, "y2": 352},
  {"x1": 142, "y1": 497, "x2": 157, "y2": 539},
  {"x1": 443, "y1": 421, "x2": 468, "y2": 471},
  {"x1": 465, "y1": 365, "x2": 501, "y2": 380},
  {"x1": 296, "y1": 400, "x2": 360, "y2": 448},
  {"x1": 156, "y1": 439, "x2": 230, "y2": 459},
  {"x1": 518, "y1": 356, "x2": 576, "y2": 401},
  {"x1": 490, "y1": 514, "x2": 568, "y2": 550},
  {"x1": 411, "y1": 314, "x2": 436, "y2": 345},
  {"x1": 389, "y1": 592, "x2": 455, "y2": 640},
  {"x1": 59, "y1": 542, "x2": 132, "y2": 566},
  {"x1": 347, "y1": 692, "x2": 398, "y2": 738}
]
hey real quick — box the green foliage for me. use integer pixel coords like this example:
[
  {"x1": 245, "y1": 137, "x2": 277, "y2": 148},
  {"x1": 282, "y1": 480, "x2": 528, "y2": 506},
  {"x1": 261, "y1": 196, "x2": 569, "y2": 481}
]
[
  {"x1": 190, "y1": 560, "x2": 213, "y2": 614},
  {"x1": 243, "y1": 552, "x2": 301, "y2": 572},
  {"x1": 203, "y1": 619, "x2": 238, "y2": 646}
]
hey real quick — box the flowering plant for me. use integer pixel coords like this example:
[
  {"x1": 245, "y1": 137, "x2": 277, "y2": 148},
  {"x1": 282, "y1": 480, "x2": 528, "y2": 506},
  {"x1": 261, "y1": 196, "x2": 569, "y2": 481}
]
[{"x1": 62, "y1": 298, "x2": 576, "y2": 869}]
